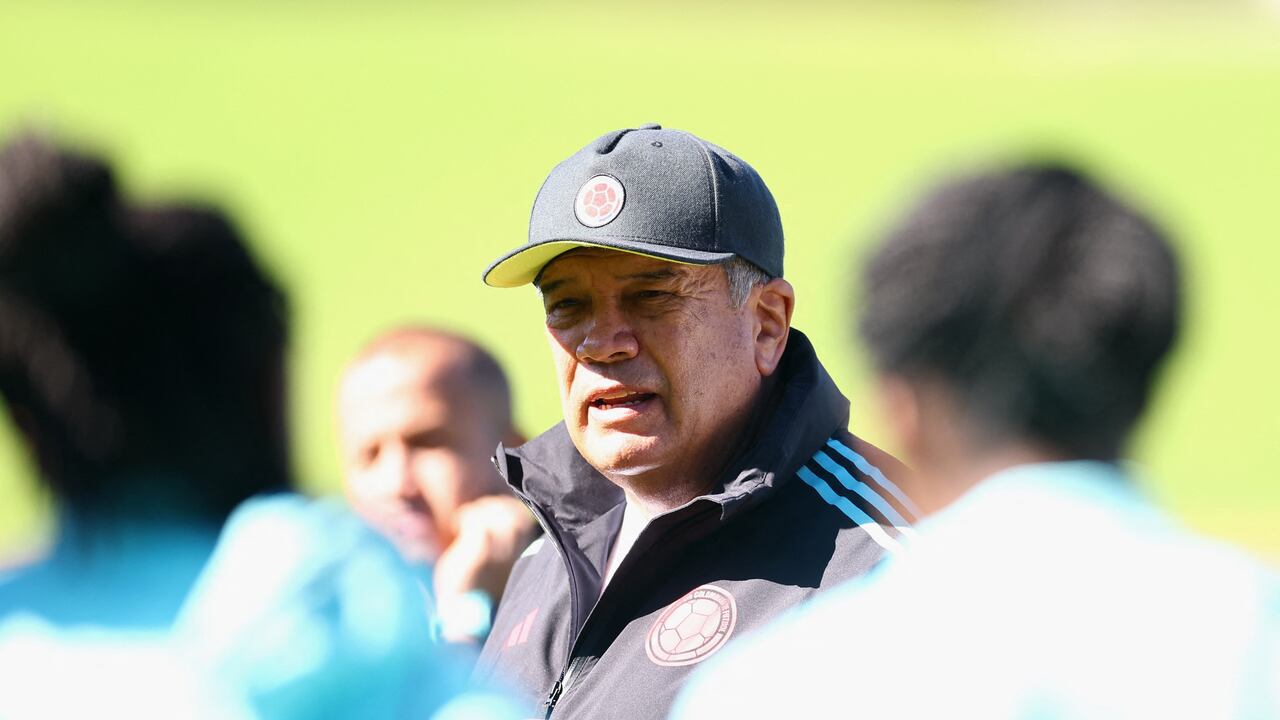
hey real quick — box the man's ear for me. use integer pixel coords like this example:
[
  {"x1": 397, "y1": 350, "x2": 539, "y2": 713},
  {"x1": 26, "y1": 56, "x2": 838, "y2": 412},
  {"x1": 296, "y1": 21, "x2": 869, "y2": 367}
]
[{"x1": 752, "y1": 278, "x2": 795, "y2": 376}]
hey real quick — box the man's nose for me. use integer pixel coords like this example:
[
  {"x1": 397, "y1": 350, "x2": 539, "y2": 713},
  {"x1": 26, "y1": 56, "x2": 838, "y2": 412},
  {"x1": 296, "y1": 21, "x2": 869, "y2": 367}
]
[
  {"x1": 577, "y1": 305, "x2": 639, "y2": 364},
  {"x1": 380, "y1": 444, "x2": 419, "y2": 499}
]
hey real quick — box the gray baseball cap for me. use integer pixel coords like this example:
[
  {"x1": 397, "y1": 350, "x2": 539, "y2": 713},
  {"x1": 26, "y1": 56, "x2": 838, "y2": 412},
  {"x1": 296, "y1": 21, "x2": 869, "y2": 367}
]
[{"x1": 482, "y1": 124, "x2": 784, "y2": 287}]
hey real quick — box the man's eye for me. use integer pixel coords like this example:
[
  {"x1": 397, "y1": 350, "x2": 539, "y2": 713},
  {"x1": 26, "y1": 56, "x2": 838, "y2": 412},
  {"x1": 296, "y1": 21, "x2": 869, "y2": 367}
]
[
  {"x1": 634, "y1": 290, "x2": 672, "y2": 301},
  {"x1": 405, "y1": 430, "x2": 442, "y2": 450},
  {"x1": 546, "y1": 298, "x2": 581, "y2": 314}
]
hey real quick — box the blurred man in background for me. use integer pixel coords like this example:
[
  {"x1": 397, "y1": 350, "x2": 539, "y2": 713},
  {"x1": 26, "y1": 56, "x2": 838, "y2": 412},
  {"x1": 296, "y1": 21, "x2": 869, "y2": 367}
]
[
  {"x1": 338, "y1": 327, "x2": 538, "y2": 644},
  {"x1": 674, "y1": 164, "x2": 1280, "y2": 718}
]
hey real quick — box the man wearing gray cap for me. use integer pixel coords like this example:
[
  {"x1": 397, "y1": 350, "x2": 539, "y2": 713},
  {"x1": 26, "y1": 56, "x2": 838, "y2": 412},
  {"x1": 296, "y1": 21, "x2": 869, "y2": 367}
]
[{"x1": 473, "y1": 124, "x2": 911, "y2": 719}]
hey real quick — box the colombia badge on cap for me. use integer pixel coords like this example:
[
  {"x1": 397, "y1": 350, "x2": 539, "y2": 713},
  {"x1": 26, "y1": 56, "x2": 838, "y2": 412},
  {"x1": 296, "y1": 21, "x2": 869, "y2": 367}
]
[{"x1": 575, "y1": 175, "x2": 625, "y2": 228}]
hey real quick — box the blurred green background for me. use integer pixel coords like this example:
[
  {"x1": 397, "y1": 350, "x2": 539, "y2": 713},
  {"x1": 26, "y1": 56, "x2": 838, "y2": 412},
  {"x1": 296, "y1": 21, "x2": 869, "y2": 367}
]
[{"x1": 1, "y1": 0, "x2": 1277, "y2": 561}]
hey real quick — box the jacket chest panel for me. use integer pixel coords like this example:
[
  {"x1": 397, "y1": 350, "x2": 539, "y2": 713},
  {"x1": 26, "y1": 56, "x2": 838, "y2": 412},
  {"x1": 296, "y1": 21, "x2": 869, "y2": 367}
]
[
  {"x1": 479, "y1": 551, "x2": 575, "y2": 698},
  {"x1": 552, "y1": 576, "x2": 825, "y2": 719}
]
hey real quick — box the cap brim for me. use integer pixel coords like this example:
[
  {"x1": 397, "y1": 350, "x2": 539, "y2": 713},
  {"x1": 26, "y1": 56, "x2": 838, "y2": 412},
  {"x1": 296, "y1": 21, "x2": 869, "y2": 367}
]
[{"x1": 482, "y1": 238, "x2": 737, "y2": 288}]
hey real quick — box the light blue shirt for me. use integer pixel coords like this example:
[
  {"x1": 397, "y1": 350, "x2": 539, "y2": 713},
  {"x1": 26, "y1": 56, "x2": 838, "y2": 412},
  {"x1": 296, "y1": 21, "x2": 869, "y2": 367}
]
[
  {"x1": 0, "y1": 510, "x2": 221, "y2": 631},
  {"x1": 0, "y1": 495, "x2": 527, "y2": 719},
  {"x1": 673, "y1": 461, "x2": 1280, "y2": 719}
]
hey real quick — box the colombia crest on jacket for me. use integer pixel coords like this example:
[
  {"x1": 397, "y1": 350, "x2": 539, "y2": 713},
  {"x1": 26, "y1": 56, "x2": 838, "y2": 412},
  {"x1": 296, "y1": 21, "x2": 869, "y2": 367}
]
[{"x1": 645, "y1": 585, "x2": 737, "y2": 667}]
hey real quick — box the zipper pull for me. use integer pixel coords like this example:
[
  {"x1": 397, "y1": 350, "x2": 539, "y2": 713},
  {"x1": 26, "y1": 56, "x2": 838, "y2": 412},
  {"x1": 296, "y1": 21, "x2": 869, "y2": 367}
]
[
  {"x1": 545, "y1": 657, "x2": 581, "y2": 718},
  {"x1": 543, "y1": 680, "x2": 564, "y2": 718}
]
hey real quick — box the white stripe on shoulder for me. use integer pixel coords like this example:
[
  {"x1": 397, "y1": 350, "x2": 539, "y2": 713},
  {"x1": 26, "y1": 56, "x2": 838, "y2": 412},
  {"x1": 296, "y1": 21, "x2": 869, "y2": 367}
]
[
  {"x1": 519, "y1": 536, "x2": 546, "y2": 560},
  {"x1": 797, "y1": 466, "x2": 903, "y2": 555}
]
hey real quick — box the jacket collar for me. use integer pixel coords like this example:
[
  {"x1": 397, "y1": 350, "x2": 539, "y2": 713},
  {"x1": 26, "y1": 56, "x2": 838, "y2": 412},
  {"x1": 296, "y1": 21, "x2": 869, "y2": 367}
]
[{"x1": 494, "y1": 328, "x2": 849, "y2": 541}]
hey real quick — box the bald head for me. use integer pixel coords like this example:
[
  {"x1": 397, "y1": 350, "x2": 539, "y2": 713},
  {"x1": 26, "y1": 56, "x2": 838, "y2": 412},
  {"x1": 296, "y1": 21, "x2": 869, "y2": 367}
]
[
  {"x1": 345, "y1": 327, "x2": 516, "y2": 439},
  {"x1": 337, "y1": 327, "x2": 521, "y2": 561}
]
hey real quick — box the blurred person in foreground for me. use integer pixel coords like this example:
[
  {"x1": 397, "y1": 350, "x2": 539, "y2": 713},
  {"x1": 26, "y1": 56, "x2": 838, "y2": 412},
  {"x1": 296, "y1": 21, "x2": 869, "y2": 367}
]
[
  {"x1": 0, "y1": 132, "x2": 290, "y2": 628},
  {"x1": 338, "y1": 327, "x2": 539, "y2": 644},
  {"x1": 673, "y1": 164, "x2": 1280, "y2": 718},
  {"x1": 0, "y1": 134, "x2": 523, "y2": 719},
  {"x1": 472, "y1": 124, "x2": 912, "y2": 718}
]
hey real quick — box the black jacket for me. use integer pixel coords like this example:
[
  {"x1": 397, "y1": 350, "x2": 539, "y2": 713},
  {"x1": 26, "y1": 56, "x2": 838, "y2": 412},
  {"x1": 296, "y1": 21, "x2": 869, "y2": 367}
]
[{"x1": 474, "y1": 331, "x2": 913, "y2": 719}]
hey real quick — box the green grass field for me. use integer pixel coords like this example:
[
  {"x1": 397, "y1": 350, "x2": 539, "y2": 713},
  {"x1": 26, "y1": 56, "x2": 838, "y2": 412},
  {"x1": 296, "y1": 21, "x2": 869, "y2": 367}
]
[{"x1": 2, "y1": 0, "x2": 1278, "y2": 560}]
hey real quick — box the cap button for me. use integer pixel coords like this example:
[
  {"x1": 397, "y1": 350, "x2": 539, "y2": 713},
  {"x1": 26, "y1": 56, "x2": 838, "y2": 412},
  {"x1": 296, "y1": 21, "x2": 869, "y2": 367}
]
[{"x1": 638, "y1": 123, "x2": 662, "y2": 130}]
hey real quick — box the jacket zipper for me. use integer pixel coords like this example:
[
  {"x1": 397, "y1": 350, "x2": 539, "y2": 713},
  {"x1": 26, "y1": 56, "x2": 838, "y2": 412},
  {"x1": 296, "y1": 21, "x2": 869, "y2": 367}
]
[
  {"x1": 500, "y1": 453, "x2": 718, "y2": 718},
  {"x1": 543, "y1": 655, "x2": 582, "y2": 718},
  {"x1": 541, "y1": 504, "x2": 718, "y2": 717},
  {"x1": 505, "y1": 486, "x2": 586, "y2": 717}
]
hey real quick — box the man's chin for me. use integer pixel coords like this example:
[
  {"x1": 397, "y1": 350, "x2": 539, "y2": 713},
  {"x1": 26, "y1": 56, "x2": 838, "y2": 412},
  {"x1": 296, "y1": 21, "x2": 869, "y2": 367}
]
[
  {"x1": 378, "y1": 526, "x2": 441, "y2": 564},
  {"x1": 578, "y1": 431, "x2": 668, "y2": 479},
  {"x1": 394, "y1": 540, "x2": 440, "y2": 565}
]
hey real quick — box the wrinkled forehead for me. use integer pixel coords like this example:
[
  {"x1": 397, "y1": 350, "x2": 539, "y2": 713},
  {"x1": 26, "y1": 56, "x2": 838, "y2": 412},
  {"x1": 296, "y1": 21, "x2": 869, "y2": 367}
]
[{"x1": 535, "y1": 247, "x2": 712, "y2": 293}]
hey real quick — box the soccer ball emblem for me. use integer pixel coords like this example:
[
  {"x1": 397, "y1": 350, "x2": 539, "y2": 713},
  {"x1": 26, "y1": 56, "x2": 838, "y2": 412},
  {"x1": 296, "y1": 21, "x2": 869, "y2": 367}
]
[
  {"x1": 574, "y1": 175, "x2": 625, "y2": 228},
  {"x1": 646, "y1": 585, "x2": 737, "y2": 667}
]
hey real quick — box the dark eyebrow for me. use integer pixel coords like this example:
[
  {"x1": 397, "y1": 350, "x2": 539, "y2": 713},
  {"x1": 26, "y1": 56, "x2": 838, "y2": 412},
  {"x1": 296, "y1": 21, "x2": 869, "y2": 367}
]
[
  {"x1": 621, "y1": 269, "x2": 682, "y2": 282},
  {"x1": 539, "y1": 268, "x2": 681, "y2": 296},
  {"x1": 538, "y1": 278, "x2": 568, "y2": 296}
]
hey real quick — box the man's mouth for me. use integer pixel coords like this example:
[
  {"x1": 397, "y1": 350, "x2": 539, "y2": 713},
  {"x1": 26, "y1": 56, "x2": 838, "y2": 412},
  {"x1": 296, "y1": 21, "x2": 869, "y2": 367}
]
[
  {"x1": 389, "y1": 512, "x2": 434, "y2": 541},
  {"x1": 382, "y1": 512, "x2": 441, "y2": 560},
  {"x1": 589, "y1": 390, "x2": 657, "y2": 410}
]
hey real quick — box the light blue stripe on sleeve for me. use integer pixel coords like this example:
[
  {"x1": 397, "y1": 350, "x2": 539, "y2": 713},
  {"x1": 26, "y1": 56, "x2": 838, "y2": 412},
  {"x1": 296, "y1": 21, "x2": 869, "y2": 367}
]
[
  {"x1": 797, "y1": 466, "x2": 903, "y2": 554},
  {"x1": 827, "y1": 438, "x2": 921, "y2": 520},
  {"x1": 812, "y1": 451, "x2": 912, "y2": 529}
]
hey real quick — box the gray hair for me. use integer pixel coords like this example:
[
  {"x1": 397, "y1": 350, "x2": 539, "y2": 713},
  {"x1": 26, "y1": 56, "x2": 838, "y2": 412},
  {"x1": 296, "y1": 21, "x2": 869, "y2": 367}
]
[{"x1": 724, "y1": 256, "x2": 773, "y2": 308}]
